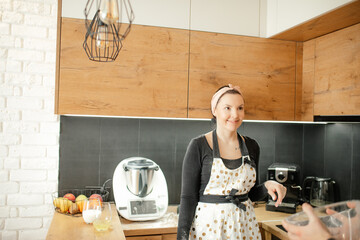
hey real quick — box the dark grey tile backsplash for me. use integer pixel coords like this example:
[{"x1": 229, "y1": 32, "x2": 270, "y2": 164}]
[{"x1": 59, "y1": 116, "x2": 360, "y2": 204}]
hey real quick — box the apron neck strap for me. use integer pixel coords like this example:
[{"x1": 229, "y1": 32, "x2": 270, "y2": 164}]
[{"x1": 212, "y1": 129, "x2": 249, "y2": 159}]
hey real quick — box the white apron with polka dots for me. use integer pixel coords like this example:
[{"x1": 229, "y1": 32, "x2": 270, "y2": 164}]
[{"x1": 189, "y1": 132, "x2": 262, "y2": 240}]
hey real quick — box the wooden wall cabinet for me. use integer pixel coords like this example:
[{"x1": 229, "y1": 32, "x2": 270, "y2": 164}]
[
  {"x1": 301, "y1": 23, "x2": 360, "y2": 120},
  {"x1": 272, "y1": 1, "x2": 360, "y2": 120},
  {"x1": 56, "y1": 18, "x2": 189, "y2": 118},
  {"x1": 56, "y1": 19, "x2": 299, "y2": 120},
  {"x1": 188, "y1": 31, "x2": 297, "y2": 120}
]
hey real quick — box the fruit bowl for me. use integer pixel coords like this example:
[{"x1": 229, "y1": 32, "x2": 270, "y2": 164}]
[{"x1": 52, "y1": 189, "x2": 109, "y2": 216}]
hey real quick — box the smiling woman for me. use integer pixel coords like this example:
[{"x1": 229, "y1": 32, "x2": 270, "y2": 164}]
[{"x1": 177, "y1": 84, "x2": 288, "y2": 240}]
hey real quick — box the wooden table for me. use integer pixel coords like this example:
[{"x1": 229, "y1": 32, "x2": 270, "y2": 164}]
[
  {"x1": 262, "y1": 220, "x2": 289, "y2": 240},
  {"x1": 254, "y1": 203, "x2": 301, "y2": 240},
  {"x1": 46, "y1": 203, "x2": 126, "y2": 240}
]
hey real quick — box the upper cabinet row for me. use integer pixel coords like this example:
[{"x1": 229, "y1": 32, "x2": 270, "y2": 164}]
[
  {"x1": 56, "y1": 18, "x2": 297, "y2": 120},
  {"x1": 56, "y1": 0, "x2": 360, "y2": 120}
]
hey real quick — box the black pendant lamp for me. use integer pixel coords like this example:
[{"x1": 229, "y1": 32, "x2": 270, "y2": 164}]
[{"x1": 83, "y1": 0, "x2": 134, "y2": 62}]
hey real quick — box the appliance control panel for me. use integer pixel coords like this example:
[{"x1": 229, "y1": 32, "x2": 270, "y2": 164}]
[{"x1": 128, "y1": 199, "x2": 159, "y2": 218}]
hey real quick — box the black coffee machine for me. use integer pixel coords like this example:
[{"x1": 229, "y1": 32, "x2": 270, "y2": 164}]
[{"x1": 266, "y1": 163, "x2": 301, "y2": 213}]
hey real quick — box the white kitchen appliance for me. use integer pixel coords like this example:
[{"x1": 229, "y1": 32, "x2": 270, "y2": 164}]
[{"x1": 113, "y1": 157, "x2": 168, "y2": 221}]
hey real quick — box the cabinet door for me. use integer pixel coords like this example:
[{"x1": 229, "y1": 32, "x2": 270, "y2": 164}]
[
  {"x1": 62, "y1": 0, "x2": 190, "y2": 30},
  {"x1": 190, "y1": 0, "x2": 260, "y2": 37},
  {"x1": 57, "y1": 18, "x2": 189, "y2": 118},
  {"x1": 188, "y1": 31, "x2": 297, "y2": 120},
  {"x1": 267, "y1": 0, "x2": 353, "y2": 37},
  {"x1": 313, "y1": 23, "x2": 360, "y2": 116},
  {"x1": 129, "y1": 0, "x2": 190, "y2": 30}
]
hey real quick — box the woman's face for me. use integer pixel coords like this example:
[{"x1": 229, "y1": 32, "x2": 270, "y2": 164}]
[{"x1": 214, "y1": 93, "x2": 244, "y2": 132}]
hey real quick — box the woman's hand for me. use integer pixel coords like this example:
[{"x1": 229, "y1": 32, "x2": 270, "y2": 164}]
[
  {"x1": 264, "y1": 180, "x2": 287, "y2": 207},
  {"x1": 282, "y1": 203, "x2": 332, "y2": 240}
]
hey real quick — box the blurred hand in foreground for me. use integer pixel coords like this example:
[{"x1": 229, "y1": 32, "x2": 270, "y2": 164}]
[{"x1": 282, "y1": 203, "x2": 332, "y2": 240}]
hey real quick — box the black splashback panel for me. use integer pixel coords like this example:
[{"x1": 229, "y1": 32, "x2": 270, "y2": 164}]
[{"x1": 59, "y1": 116, "x2": 359, "y2": 204}]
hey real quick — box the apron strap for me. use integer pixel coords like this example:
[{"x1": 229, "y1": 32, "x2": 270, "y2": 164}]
[
  {"x1": 212, "y1": 130, "x2": 221, "y2": 158},
  {"x1": 212, "y1": 129, "x2": 252, "y2": 165},
  {"x1": 200, "y1": 189, "x2": 248, "y2": 211}
]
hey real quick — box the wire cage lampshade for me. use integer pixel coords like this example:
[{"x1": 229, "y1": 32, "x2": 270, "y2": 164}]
[{"x1": 83, "y1": 0, "x2": 134, "y2": 62}]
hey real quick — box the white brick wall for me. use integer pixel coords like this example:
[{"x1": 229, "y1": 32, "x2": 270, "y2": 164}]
[{"x1": 0, "y1": 0, "x2": 59, "y2": 239}]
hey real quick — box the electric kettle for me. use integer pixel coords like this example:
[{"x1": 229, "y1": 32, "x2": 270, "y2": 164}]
[{"x1": 302, "y1": 176, "x2": 336, "y2": 207}]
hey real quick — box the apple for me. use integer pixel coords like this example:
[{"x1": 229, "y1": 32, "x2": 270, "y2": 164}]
[
  {"x1": 89, "y1": 194, "x2": 103, "y2": 203},
  {"x1": 75, "y1": 194, "x2": 87, "y2": 213},
  {"x1": 76, "y1": 194, "x2": 87, "y2": 202},
  {"x1": 63, "y1": 193, "x2": 76, "y2": 202}
]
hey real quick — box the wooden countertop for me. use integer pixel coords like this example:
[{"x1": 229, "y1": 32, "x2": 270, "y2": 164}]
[
  {"x1": 46, "y1": 203, "x2": 126, "y2": 240},
  {"x1": 46, "y1": 202, "x2": 297, "y2": 239},
  {"x1": 254, "y1": 202, "x2": 298, "y2": 224},
  {"x1": 120, "y1": 205, "x2": 178, "y2": 237},
  {"x1": 254, "y1": 203, "x2": 300, "y2": 240},
  {"x1": 262, "y1": 220, "x2": 289, "y2": 240},
  {"x1": 120, "y1": 203, "x2": 298, "y2": 238}
]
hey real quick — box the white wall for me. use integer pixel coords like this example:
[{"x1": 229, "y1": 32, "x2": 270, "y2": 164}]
[
  {"x1": 265, "y1": 0, "x2": 354, "y2": 37},
  {"x1": 62, "y1": 0, "x2": 263, "y2": 37},
  {"x1": 0, "y1": 0, "x2": 59, "y2": 239},
  {"x1": 62, "y1": 0, "x2": 354, "y2": 39}
]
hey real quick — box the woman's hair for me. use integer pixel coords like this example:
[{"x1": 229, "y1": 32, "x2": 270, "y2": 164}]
[{"x1": 210, "y1": 85, "x2": 243, "y2": 124}]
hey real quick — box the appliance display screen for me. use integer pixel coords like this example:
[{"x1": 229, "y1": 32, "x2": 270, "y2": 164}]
[{"x1": 130, "y1": 200, "x2": 157, "y2": 215}]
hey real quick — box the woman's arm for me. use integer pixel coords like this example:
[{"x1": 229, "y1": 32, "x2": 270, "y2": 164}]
[
  {"x1": 246, "y1": 137, "x2": 286, "y2": 204},
  {"x1": 246, "y1": 137, "x2": 268, "y2": 201},
  {"x1": 177, "y1": 138, "x2": 202, "y2": 240}
]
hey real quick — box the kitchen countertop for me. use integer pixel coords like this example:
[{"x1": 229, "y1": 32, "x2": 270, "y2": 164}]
[
  {"x1": 46, "y1": 202, "x2": 298, "y2": 239},
  {"x1": 120, "y1": 205, "x2": 178, "y2": 237},
  {"x1": 120, "y1": 203, "x2": 298, "y2": 239},
  {"x1": 262, "y1": 220, "x2": 289, "y2": 240},
  {"x1": 46, "y1": 203, "x2": 126, "y2": 240}
]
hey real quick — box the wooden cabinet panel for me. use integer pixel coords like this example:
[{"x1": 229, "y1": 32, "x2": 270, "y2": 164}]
[
  {"x1": 295, "y1": 42, "x2": 303, "y2": 121},
  {"x1": 270, "y1": 0, "x2": 360, "y2": 42},
  {"x1": 126, "y1": 236, "x2": 162, "y2": 240},
  {"x1": 313, "y1": 23, "x2": 360, "y2": 116},
  {"x1": 162, "y1": 234, "x2": 177, "y2": 240},
  {"x1": 125, "y1": 234, "x2": 176, "y2": 240},
  {"x1": 57, "y1": 18, "x2": 189, "y2": 118},
  {"x1": 188, "y1": 31, "x2": 297, "y2": 120},
  {"x1": 301, "y1": 39, "x2": 316, "y2": 121}
]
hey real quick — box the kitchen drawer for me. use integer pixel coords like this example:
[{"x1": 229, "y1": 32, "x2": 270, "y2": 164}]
[
  {"x1": 162, "y1": 234, "x2": 177, "y2": 240},
  {"x1": 126, "y1": 236, "x2": 162, "y2": 240},
  {"x1": 126, "y1": 233, "x2": 176, "y2": 240}
]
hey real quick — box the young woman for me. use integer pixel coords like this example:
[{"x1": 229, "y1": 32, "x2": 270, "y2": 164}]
[{"x1": 177, "y1": 84, "x2": 287, "y2": 240}]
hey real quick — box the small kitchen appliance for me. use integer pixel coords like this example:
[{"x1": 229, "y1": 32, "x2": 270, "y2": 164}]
[
  {"x1": 302, "y1": 176, "x2": 336, "y2": 207},
  {"x1": 266, "y1": 163, "x2": 301, "y2": 213},
  {"x1": 113, "y1": 157, "x2": 168, "y2": 221}
]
